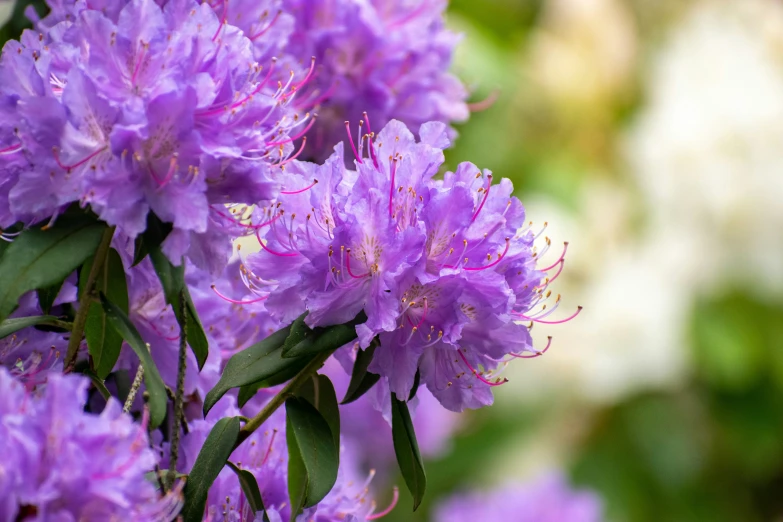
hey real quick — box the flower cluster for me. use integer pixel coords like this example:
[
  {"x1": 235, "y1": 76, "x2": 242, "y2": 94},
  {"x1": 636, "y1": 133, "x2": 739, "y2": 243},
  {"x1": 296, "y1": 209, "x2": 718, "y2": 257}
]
[
  {"x1": 244, "y1": 119, "x2": 575, "y2": 411},
  {"x1": 282, "y1": 0, "x2": 469, "y2": 160},
  {"x1": 1, "y1": 0, "x2": 308, "y2": 272},
  {"x1": 433, "y1": 474, "x2": 604, "y2": 522},
  {"x1": 0, "y1": 367, "x2": 180, "y2": 521}
]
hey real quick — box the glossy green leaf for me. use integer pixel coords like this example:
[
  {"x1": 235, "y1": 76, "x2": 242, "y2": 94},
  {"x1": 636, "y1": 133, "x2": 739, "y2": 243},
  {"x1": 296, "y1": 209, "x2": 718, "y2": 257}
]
[
  {"x1": 0, "y1": 315, "x2": 60, "y2": 339},
  {"x1": 391, "y1": 394, "x2": 426, "y2": 511},
  {"x1": 132, "y1": 212, "x2": 173, "y2": 266},
  {"x1": 408, "y1": 368, "x2": 421, "y2": 402},
  {"x1": 182, "y1": 417, "x2": 241, "y2": 522},
  {"x1": 226, "y1": 461, "x2": 267, "y2": 518},
  {"x1": 82, "y1": 249, "x2": 128, "y2": 378},
  {"x1": 296, "y1": 375, "x2": 340, "y2": 448},
  {"x1": 237, "y1": 356, "x2": 310, "y2": 408},
  {"x1": 149, "y1": 248, "x2": 208, "y2": 369},
  {"x1": 82, "y1": 368, "x2": 112, "y2": 401},
  {"x1": 286, "y1": 397, "x2": 339, "y2": 519},
  {"x1": 0, "y1": 214, "x2": 105, "y2": 322},
  {"x1": 100, "y1": 293, "x2": 167, "y2": 428},
  {"x1": 341, "y1": 338, "x2": 381, "y2": 404},
  {"x1": 204, "y1": 323, "x2": 299, "y2": 415},
  {"x1": 283, "y1": 313, "x2": 311, "y2": 350},
  {"x1": 282, "y1": 322, "x2": 359, "y2": 359}
]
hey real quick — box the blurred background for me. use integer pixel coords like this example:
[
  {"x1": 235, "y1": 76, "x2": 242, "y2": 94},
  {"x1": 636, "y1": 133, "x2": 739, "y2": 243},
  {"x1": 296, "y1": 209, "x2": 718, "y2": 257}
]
[{"x1": 4, "y1": 0, "x2": 783, "y2": 519}]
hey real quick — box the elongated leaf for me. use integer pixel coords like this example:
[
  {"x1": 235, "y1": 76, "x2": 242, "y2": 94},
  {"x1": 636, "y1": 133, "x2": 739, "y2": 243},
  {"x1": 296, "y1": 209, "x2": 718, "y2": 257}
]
[
  {"x1": 82, "y1": 368, "x2": 111, "y2": 401},
  {"x1": 391, "y1": 394, "x2": 426, "y2": 511},
  {"x1": 226, "y1": 461, "x2": 267, "y2": 518},
  {"x1": 342, "y1": 338, "x2": 381, "y2": 404},
  {"x1": 296, "y1": 375, "x2": 340, "y2": 448},
  {"x1": 82, "y1": 249, "x2": 128, "y2": 378},
  {"x1": 0, "y1": 215, "x2": 106, "y2": 322},
  {"x1": 283, "y1": 322, "x2": 360, "y2": 359},
  {"x1": 204, "y1": 323, "x2": 298, "y2": 414},
  {"x1": 408, "y1": 368, "x2": 421, "y2": 402},
  {"x1": 237, "y1": 355, "x2": 310, "y2": 408},
  {"x1": 149, "y1": 248, "x2": 208, "y2": 369},
  {"x1": 286, "y1": 397, "x2": 339, "y2": 519},
  {"x1": 100, "y1": 293, "x2": 167, "y2": 428},
  {"x1": 283, "y1": 313, "x2": 311, "y2": 350},
  {"x1": 182, "y1": 416, "x2": 241, "y2": 522},
  {"x1": 133, "y1": 212, "x2": 173, "y2": 266},
  {"x1": 0, "y1": 315, "x2": 59, "y2": 339}
]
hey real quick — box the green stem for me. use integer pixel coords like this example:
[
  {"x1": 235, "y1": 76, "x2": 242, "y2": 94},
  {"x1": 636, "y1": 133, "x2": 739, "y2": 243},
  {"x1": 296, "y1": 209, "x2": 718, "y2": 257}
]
[
  {"x1": 168, "y1": 290, "x2": 188, "y2": 488},
  {"x1": 64, "y1": 226, "x2": 115, "y2": 372},
  {"x1": 235, "y1": 349, "x2": 335, "y2": 448}
]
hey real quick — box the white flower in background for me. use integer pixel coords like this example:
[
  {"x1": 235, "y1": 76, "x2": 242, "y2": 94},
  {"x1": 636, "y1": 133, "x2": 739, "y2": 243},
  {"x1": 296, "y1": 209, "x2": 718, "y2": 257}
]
[
  {"x1": 0, "y1": 1, "x2": 16, "y2": 28},
  {"x1": 628, "y1": 0, "x2": 783, "y2": 297}
]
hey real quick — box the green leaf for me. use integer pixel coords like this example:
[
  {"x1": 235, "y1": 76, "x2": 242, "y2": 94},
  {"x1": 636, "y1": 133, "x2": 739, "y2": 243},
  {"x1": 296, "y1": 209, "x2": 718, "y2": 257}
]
[
  {"x1": 283, "y1": 313, "x2": 311, "y2": 351},
  {"x1": 0, "y1": 315, "x2": 60, "y2": 339},
  {"x1": 82, "y1": 368, "x2": 112, "y2": 401},
  {"x1": 226, "y1": 461, "x2": 268, "y2": 518},
  {"x1": 182, "y1": 416, "x2": 241, "y2": 522},
  {"x1": 341, "y1": 338, "x2": 381, "y2": 404},
  {"x1": 286, "y1": 397, "x2": 339, "y2": 519},
  {"x1": 237, "y1": 356, "x2": 310, "y2": 408},
  {"x1": 296, "y1": 375, "x2": 340, "y2": 448},
  {"x1": 408, "y1": 368, "x2": 421, "y2": 402},
  {"x1": 391, "y1": 394, "x2": 426, "y2": 511},
  {"x1": 0, "y1": 214, "x2": 106, "y2": 322},
  {"x1": 204, "y1": 323, "x2": 299, "y2": 415},
  {"x1": 133, "y1": 212, "x2": 173, "y2": 266},
  {"x1": 100, "y1": 293, "x2": 168, "y2": 428},
  {"x1": 37, "y1": 281, "x2": 64, "y2": 315},
  {"x1": 82, "y1": 249, "x2": 128, "y2": 378},
  {"x1": 283, "y1": 322, "x2": 360, "y2": 359},
  {"x1": 149, "y1": 248, "x2": 209, "y2": 369}
]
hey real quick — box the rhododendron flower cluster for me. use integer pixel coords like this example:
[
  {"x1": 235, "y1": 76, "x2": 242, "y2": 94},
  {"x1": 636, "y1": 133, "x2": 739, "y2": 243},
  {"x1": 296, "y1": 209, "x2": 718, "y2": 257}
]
[{"x1": 244, "y1": 119, "x2": 576, "y2": 411}]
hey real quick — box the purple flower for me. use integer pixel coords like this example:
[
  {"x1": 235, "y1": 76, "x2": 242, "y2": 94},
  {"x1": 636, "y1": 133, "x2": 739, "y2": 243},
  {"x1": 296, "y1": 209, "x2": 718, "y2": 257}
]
[
  {"x1": 0, "y1": 282, "x2": 76, "y2": 389},
  {"x1": 0, "y1": 367, "x2": 180, "y2": 521},
  {"x1": 179, "y1": 396, "x2": 394, "y2": 522},
  {"x1": 0, "y1": 0, "x2": 308, "y2": 273},
  {"x1": 281, "y1": 0, "x2": 469, "y2": 160},
  {"x1": 244, "y1": 119, "x2": 578, "y2": 412},
  {"x1": 433, "y1": 473, "x2": 604, "y2": 522}
]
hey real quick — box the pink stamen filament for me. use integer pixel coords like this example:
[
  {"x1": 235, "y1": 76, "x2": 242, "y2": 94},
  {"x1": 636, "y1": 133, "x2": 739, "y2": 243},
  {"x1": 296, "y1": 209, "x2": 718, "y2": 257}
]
[
  {"x1": 457, "y1": 350, "x2": 507, "y2": 387},
  {"x1": 367, "y1": 487, "x2": 400, "y2": 520},
  {"x1": 290, "y1": 57, "x2": 316, "y2": 93},
  {"x1": 261, "y1": 429, "x2": 278, "y2": 465},
  {"x1": 0, "y1": 143, "x2": 22, "y2": 155},
  {"x1": 53, "y1": 146, "x2": 108, "y2": 172},
  {"x1": 211, "y1": 285, "x2": 268, "y2": 304},
  {"x1": 515, "y1": 306, "x2": 582, "y2": 324},
  {"x1": 267, "y1": 115, "x2": 315, "y2": 147},
  {"x1": 464, "y1": 238, "x2": 510, "y2": 272},
  {"x1": 344, "y1": 121, "x2": 363, "y2": 163},
  {"x1": 152, "y1": 155, "x2": 178, "y2": 188},
  {"x1": 510, "y1": 336, "x2": 552, "y2": 359},
  {"x1": 345, "y1": 249, "x2": 369, "y2": 279},
  {"x1": 212, "y1": 0, "x2": 228, "y2": 41},
  {"x1": 388, "y1": 158, "x2": 398, "y2": 217},
  {"x1": 256, "y1": 228, "x2": 298, "y2": 257},
  {"x1": 471, "y1": 174, "x2": 492, "y2": 222},
  {"x1": 281, "y1": 178, "x2": 318, "y2": 195},
  {"x1": 467, "y1": 89, "x2": 500, "y2": 112},
  {"x1": 415, "y1": 297, "x2": 428, "y2": 329},
  {"x1": 249, "y1": 10, "x2": 281, "y2": 41},
  {"x1": 197, "y1": 59, "x2": 276, "y2": 117},
  {"x1": 130, "y1": 42, "x2": 147, "y2": 85},
  {"x1": 276, "y1": 136, "x2": 307, "y2": 166},
  {"x1": 363, "y1": 112, "x2": 380, "y2": 169},
  {"x1": 540, "y1": 242, "x2": 569, "y2": 271}
]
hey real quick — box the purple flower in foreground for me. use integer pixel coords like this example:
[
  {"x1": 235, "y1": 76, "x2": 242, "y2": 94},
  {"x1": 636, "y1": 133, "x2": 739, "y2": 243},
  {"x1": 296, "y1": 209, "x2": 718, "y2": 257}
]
[
  {"x1": 282, "y1": 0, "x2": 469, "y2": 160},
  {"x1": 0, "y1": 367, "x2": 180, "y2": 521},
  {"x1": 244, "y1": 119, "x2": 578, "y2": 412},
  {"x1": 433, "y1": 474, "x2": 604, "y2": 522},
  {"x1": 179, "y1": 397, "x2": 397, "y2": 522},
  {"x1": 0, "y1": 0, "x2": 308, "y2": 273}
]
